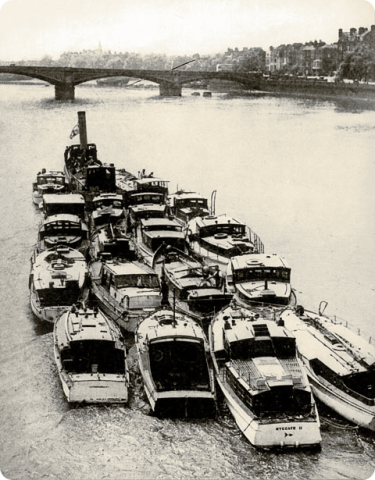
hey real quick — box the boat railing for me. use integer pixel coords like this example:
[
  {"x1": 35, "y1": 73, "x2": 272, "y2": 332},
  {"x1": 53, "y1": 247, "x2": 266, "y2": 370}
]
[
  {"x1": 245, "y1": 226, "x2": 264, "y2": 254},
  {"x1": 306, "y1": 309, "x2": 375, "y2": 346}
]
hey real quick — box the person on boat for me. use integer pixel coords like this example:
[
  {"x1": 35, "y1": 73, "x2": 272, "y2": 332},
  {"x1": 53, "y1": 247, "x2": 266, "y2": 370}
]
[{"x1": 160, "y1": 270, "x2": 169, "y2": 306}]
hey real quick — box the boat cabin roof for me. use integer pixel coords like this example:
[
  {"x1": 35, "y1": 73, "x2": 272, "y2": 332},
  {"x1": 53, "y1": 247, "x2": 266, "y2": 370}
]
[
  {"x1": 224, "y1": 318, "x2": 292, "y2": 344},
  {"x1": 92, "y1": 193, "x2": 123, "y2": 203},
  {"x1": 138, "y1": 309, "x2": 206, "y2": 343},
  {"x1": 135, "y1": 177, "x2": 169, "y2": 185},
  {"x1": 141, "y1": 218, "x2": 181, "y2": 228},
  {"x1": 43, "y1": 214, "x2": 82, "y2": 225},
  {"x1": 43, "y1": 194, "x2": 85, "y2": 205},
  {"x1": 103, "y1": 261, "x2": 157, "y2": 277},
  {"x1": 64, "y1": 309, "x2": 116, "y2": 344},
  {"x1": 130, "y1": 192, "x2": 164, "y2": 199},
  {"x1": 168, "y1": 192, "x2": 207, "y2": 201},
  {"x1": 36, "y1": 170, "x2": 65, "y2": 178},
  {"x1": 194, "y1": 215, "x2": 245, "y2": 228},
  {"x1": 231, "y1": 253, "x2": 289, "y2": 271}
]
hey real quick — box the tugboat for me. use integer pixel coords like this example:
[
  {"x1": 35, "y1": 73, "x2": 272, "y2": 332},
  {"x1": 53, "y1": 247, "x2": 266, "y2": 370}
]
[
  {"x1": 209, "y1": 303, "x2": 321, "y2": 448},
  {"x1": 64, "y1": 112, "x2": 116, "y2": 200},
  {"x1": 135, "y1": 307, "x2": 216, "y2": 417},
  {"x1": 54, "y1": 304, "x2": 129, "y2": 403},
  {"x1": 226, "y1": 253, "x2": 297, "y2": 307},
  {"x1": 32, "y1": 169, "x2": 66, "y2": 206},
  {"x1": 29, "y1": 246, "x2": 89, "y2": 324},
  {"x1": 152, "y1": 244, "x2": 232, "y2": 326},
  {"x1": 280, "y1": 302, "x2": 375, "y2": 431},
  {"x1": 185, "y1": 214, "x2": 264, "y2": 272}
]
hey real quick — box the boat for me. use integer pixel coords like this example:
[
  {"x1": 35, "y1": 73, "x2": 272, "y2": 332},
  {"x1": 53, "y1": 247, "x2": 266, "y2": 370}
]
[
  {"x1": 29, "y1": 246, "x2": 89, "y2": 323},
  {"x1": 209, "y1": 302, "x2": 321, "y2": 448},
  {"x1": 64, "y1": 112, "x2": 116, "y2": 199},
  {"x1": 128, "y1": 192, "x2": 167, "y2": 227},
  {"x1": 134, "y1": 217, "x2": 186, "y2": 266},
  {"x1": 280, "y1": 302, "x2": 375, "y2": 431},
  {"x1": 54, "y1": 304, "x2": 129, "y2": 403},
  {"x1": 89, "y1": 258, "x2": 163, "y2": 332},
  {"x1": 36, "y1": 213, "x2": 90, "y2": 255},
  {"x1": 167, "y1": 190, "x2": 209, "y2": 226},
  {"x1": 32, "y1": 169, "x2": 66, "y2": 205},
  {"x1": 226, "y1": 253, "x2": 297, "y2": 307},
  {"x1": 135, "y1": 307, "x2": 216, "y2": 417},
  {"x1": 185, "y1": 214, "x2": 264, "y2": 272},
  {"x1": 118, "y1": 171, "x2": 169, "y2": 208},
  {"x1": 90, "y1": 193, "x2": 126, "y2": 230},
  {"x1": 152, "y1": 244, "x2": 232, "y2": 325},
  {"x1": 41, "y1": 193, "x2": 86, "y2": 220},
  {"x1": 90, "y1": 223, "x2": 135, "y2": 262}
]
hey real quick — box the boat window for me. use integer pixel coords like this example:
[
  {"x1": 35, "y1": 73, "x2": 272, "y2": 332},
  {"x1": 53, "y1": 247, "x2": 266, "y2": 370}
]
[
  {"x1": 272, "y1": 337, "x2": 296, "y2": 358},
  {"x1": 114, "y1": 274, "x2": 159, "y2": 289},
  {"x1": 149, "y1": 340, "x2": 210, "y2": 392},
  {"x1": 227, "y1": 338, "x2": 275, "y2": 359},
  {"x1": 37, "y1": 282, "x2": 80, "y2": 306},
  {"x1": 234, "y1": 267, "x2": 290, "y2": 283},
  {"x1": 65, "y1": 340, "x2": 125, "y2": 374}
]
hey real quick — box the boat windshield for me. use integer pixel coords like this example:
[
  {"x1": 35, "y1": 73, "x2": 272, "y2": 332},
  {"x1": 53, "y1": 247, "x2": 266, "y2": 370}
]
[
  {"x1": 38, "y1": 176, "x2": 64, "y2": 185},
  {"x1": 199, "y1": 224, "x2": 245, "y2": 237},
  {"x1": 234, "y1": 267, "x2": 290, "y2": 283},
  {"x1": 94, "y1": 199, "x2": 123, "y2": 208},
  {"x1": 115, "y1": 274, "x2": 159, "y2": 289},
  {"x1": 149, "y1": 339, "x2": 210, "y2": 392},
  {"x1": 131, "y1": 194, "x2": 164, "y2": 204},
  {"x1": 43, "y1": 220, "x2": 82, "y2": 235},
  {"x1": 61, "y1": 339, "x2": 125, "y2": 374},
  {"x1": 176, "y1": 198, "x2": 208, "y2": 209},
  {"x1": 144, "y1": 224, "x2": 182, "y2": 232}
]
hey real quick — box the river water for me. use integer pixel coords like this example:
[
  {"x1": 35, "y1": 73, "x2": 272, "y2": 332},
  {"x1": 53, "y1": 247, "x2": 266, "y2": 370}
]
[{"x1": 0, "y1": 83, "x2": 374, "y2": 480}]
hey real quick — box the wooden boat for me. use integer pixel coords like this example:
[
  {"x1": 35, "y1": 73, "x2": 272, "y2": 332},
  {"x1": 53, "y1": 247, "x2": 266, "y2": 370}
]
[
  {"x1": 64, "y1": 112, "x2": 116, "y2": 198},
  {"x1": 90, "y1": 193, "x2": 126, "y2": 229},
  {"x1": 117, "y1": 170, "x2": 169, "y2": 207},
  {"x1": 29, "y1": 246, "x2": 89, "y2": 323},
  {"x1": 209, "y1": 303, "x2": 321, "y2": 448},
  {"x1": 226, "y1": 253, "x2": 297, "y2": 307},
  {"x1": 186, "y1": 214, "x2": 264, "y2": 272},
  {"x1": 167, "y1": 190, "x2": 209, "y2": 226},
  {"x1": 135, "y1": 307, "x2": 216, "y2": 417},
  {"x1": 32, "y1": 169, "x2": 66, "y2": 205},
  {"x1": 89, "y1": 258, "x2": 162, "y2": 332},
  {"x1": 36, "y1": 213, "x2": 89, "y2": 255},
  {"x1": 54, "y1": 304, "x2": 129, "y2": 403},
  {"x1": 128, "y1": 192, "x2": 166, "y2": 226},
  {"x1": 152, "y1": 245, "x2": 232, "y2": 325},
  {"x1": 280, "y1": 302, "x2": 375, "y2": 431},
  {"x1": 41, "y1": 193, "x2": 86, "y2": 220},
  {"x1": 134, "y1": 217, "x2": 186, "y2": 267},
  {"x1": 90, "y1": 223, "x2": 135, "y2": 262}
]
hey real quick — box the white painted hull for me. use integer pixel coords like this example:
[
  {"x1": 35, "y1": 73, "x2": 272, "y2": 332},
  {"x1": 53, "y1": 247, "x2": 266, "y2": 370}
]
[
  {"x1": 216, "y1": 373, "x2": 321, "y2": 448},
  {"x1": 189, "y1": 241, "x2": 229, "y2": 273},
  {"x1": 307, "y1": 368, "x2": 375, "y2": 431},
  {"x1": 30, "y1": 291, "x2": 69, "y2": 323}
]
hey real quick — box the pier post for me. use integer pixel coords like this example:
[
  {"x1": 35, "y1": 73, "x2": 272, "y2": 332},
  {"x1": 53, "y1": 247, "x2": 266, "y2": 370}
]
[
  {"x1": 159, "y1": 82, "x2": 182, "y2": 96},
  {"x1": 55, "y1": 83, "x2": 75, "y2": 101}
]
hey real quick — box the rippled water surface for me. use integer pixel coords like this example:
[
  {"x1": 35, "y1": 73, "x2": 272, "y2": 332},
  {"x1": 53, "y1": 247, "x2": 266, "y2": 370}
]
[{"x1": 0, "y1": 84, "x2": 375, "y2": 480}]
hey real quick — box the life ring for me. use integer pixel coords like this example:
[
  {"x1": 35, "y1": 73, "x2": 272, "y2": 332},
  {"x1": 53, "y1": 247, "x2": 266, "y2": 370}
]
[
  {"x1": 214, "y1": 233, "x2": 228, "y2": 239},
  {"x1": 154, "y1": 349, "x2": 163, "y2": 362},
  {"x1": 333, "y1": 344, "x2": 345, "y2": 351}
]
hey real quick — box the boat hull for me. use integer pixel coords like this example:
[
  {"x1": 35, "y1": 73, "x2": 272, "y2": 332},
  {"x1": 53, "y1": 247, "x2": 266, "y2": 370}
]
[
  {"x1": 216, "y1": 373, "x2": 321, "y2": 448},
  {"x1": 30, "y1": 291, "x2": 69, "y2": 323},
  {"x1": 58, "y1": 371, "x2": 128, "y2": 403},
  {"x1": 307, "y1": 367, "x2": 375, "y2": 431}
]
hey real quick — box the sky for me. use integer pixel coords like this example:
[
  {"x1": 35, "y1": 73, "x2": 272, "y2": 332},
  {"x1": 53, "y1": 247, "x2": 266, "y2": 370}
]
[{"x1": 0, "y1": 0, "x2": 374, "y2": 61}]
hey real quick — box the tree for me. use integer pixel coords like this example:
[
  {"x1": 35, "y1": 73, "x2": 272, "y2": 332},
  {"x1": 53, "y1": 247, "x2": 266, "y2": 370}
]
[{"x1": 337, "y1": 44, "x2": 375, "y2": 81}]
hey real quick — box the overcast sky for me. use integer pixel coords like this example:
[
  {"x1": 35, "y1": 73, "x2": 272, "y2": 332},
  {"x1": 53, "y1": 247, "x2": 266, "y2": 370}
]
[{"x1": 0, "y1": 0, "x2": 374, "y2": 61}]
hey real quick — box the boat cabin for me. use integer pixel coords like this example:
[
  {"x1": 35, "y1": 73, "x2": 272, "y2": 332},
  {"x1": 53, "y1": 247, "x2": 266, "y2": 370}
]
[
  {"x1": 91, "y1": 193, "x2": 125, "y2": 227},
  {"x1": 231, "y1": 254, "x2": 291, "y2": 284},
  {"x1": 121, "y1": 174, "x2": 169, "y2": 206},
  {"x1": 38, "y1": 214, "x2": 89, "y2": 251},
  {"x1": 140, "y1": 218, "x2": 186, "y2": 252},
  {"x1": 129, "y1": 192, "x2": 167, "y2": 222},
  {"x1": 42, "y1": 194, "x2": 86, "y2": 220},
  {"x1": 167, "y1": 191, "x2": 209, "y2": 224},
  {"x1": 33, "y1": 170, "x2": 65, "y2": 193}
]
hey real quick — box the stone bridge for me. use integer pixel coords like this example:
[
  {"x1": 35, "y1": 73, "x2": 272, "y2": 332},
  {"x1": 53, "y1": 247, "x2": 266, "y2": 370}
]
[{"x1": 0, "y1": 66, "x2": 263, "y2": 100}]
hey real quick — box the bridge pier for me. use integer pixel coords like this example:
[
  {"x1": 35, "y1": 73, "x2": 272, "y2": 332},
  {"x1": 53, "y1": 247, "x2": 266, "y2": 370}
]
[
  {"x1": 55, "y1": 83, "x2": 75, "y2": 101},
  {"x1": 159, "y1": 82, "x2": 182, "y2": 97}
]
